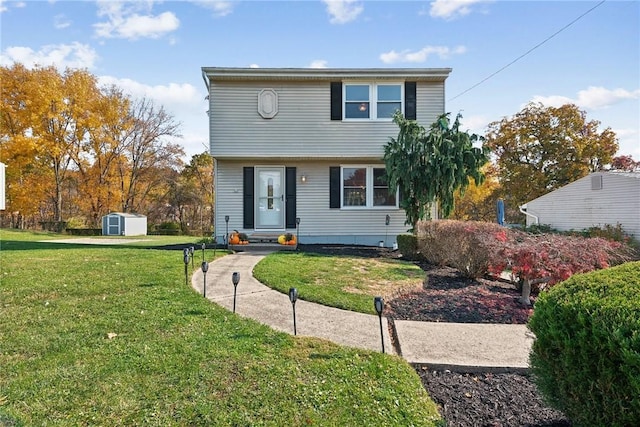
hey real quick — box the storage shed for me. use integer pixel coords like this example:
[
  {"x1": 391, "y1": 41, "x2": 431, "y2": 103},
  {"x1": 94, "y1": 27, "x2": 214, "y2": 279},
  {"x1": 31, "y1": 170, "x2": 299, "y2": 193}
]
[
  {"x1": 521, "y1": 171, "x2": 640, "y2": 239},
  {"x1": 102, "y1": 212, "x2": 147, "y2": 236}
]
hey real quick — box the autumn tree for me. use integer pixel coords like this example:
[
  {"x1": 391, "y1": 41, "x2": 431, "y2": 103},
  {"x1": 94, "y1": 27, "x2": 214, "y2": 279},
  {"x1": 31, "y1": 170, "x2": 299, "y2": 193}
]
[
  {"x1": 1, "y1": 64, "x2": 184, "y2": 229},
  {"x1": 181, "y1": 152, "x2": 214, "y2": 234},
  {"x1": 0, "y1": 64, "x2": 52, "y2": 227},
  {"x1": 384, "y1": 112, "x2": 489, "y2": 228},
  {"x1": 450, "y1": 163, "x2": 502, "y2": 222},
  {"x1": 116, "y1": 97, "x2": 183, "y2": 214},
  {"x1": 485, "y1": 103, "x2": 618, "y2": 209},
  {"x1": 609, "y1": 155, "x2": 640, "y2": 171},
  {"x1": 70, "y1": 85, "x2": 132, "y2": 224}
]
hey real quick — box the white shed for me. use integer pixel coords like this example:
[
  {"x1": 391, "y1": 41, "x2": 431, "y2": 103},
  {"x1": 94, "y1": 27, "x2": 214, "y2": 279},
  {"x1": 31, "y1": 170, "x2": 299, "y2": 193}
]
[
  {"x1": 102, "y1": 212, "x2": 147, "y2": 236},
  {"x1": 522, "y1": 171, "x2": 640, "y2": 239}
]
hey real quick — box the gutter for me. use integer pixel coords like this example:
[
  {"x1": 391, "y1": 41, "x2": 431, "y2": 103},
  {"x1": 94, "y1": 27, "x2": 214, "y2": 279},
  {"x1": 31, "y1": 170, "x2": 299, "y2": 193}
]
[{"x1": 519, "y1": 204, "x2": 538, "y2": 225}]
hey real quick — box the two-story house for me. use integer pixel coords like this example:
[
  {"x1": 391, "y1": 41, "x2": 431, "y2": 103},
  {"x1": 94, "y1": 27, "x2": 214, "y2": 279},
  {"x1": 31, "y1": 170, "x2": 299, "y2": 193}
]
[{"x1": 201, "y1": 67, "x2": 451, "y2": 246}]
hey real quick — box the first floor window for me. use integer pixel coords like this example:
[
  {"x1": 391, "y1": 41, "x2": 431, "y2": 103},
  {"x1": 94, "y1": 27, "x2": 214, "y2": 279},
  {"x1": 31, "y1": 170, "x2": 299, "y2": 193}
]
[{"x1": 341, "y1": 166, "x2": 397, "y2": 208}]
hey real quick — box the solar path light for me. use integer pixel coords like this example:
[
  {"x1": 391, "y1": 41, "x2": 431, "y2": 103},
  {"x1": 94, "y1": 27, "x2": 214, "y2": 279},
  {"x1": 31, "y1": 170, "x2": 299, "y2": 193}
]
[
  {"x1": 295, "y1": 217, "x2": 301, "y2": 249},
  {"x1": 201, "y1": 242, "x2": 206, "y2": 262},
  {"x1": 183, "y1": 249, "x2": 190, "y2": 287},
  {"x1": 201, "y1": 261, "x2": 209, "y2": 298},
  {"x1": 231, "y1": 272, "x2": 240, "y2": 313},
  {"x1": 385, "y1": 214, "x2": 390, "y2": 247},
  {"x1": 289, "y1": 287, "x2": 298, "y2": 335},
  {"x1": 374, "y1": 296, "x2": 385, "y2": 353},
  {"x1": 225, "y1": 215, "x2": 230, "y2": 248},
  {"x1": 189, "y1": 246, "x2": 195, "y2": 269}
]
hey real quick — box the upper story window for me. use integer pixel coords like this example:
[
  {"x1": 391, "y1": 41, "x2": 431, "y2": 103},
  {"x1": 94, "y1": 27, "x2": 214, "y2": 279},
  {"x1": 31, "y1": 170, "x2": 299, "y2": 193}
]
[{"x1": 343, "y1": 83, "x2": 403, "y2": 120}]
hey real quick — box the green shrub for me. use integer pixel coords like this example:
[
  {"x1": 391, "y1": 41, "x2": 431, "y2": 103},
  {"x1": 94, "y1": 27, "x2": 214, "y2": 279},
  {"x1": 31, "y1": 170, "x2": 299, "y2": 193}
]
[
  {"x1": 396, "y1": 234, "x2": 419, "y2": 260},
  {"x1": 528, "y1": 261, "x2": 640, "y2": 426}
]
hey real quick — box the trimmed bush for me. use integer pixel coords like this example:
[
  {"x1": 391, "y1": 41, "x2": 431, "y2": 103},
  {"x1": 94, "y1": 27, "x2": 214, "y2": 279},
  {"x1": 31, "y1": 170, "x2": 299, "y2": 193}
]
[
  {"x1": 396, "y1": 234, "x2": 420, "y2": 260},
  {"x1": 415, "y1": 220, "x2": 506, "y2": 278},
  {"x1": 528, "y1": 262, "x2": 640, "y2": 426}
]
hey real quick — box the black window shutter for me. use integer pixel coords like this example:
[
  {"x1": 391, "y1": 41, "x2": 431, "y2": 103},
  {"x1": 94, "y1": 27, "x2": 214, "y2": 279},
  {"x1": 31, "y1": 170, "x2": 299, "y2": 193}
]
[
  {"x1": 330, "y1": 82, "x2": 342, "y2": 120},
  {"x1": 405, "y1": 82, "x2": 416, "y2": 120},
  {"x1": 243, "y1": 167, "x2": 254, "y2": 229},
  {"x1": 285, "y1": 167, "x2": 297, "y2": 228},
  {"x1": 329, "y1": 166, "x2": 340, "y2": 208}
]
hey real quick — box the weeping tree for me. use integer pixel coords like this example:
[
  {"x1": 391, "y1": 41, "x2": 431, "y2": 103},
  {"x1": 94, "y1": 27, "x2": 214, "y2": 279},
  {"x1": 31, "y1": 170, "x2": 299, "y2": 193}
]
[{"x1": 383, "y1": 112, "x2": 489, "y2": 229}]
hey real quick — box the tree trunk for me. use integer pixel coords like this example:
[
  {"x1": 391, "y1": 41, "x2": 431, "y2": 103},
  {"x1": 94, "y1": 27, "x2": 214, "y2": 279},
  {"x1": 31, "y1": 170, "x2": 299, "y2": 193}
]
[{"x1": 520, "y1": 279, "x2": 532, "y2": 306}]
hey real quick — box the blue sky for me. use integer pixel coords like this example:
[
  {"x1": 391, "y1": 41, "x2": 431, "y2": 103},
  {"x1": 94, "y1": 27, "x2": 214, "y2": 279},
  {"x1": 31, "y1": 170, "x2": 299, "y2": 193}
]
[{"x1": 1, "y1": 0, "x2": 638, "y2": 160}]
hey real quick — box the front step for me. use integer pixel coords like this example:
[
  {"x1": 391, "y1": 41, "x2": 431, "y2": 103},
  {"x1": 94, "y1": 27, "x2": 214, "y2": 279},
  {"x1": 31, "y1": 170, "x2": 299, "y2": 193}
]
[
  {"x1": 229, "y1": 242, "x2": 297, "y2": 252},
  {"x1": 229, "y1": 232, "x2": 298, "y2": 251},
  {"x1": 247, "y1": 233, "x2": 282, "y2": 244}
]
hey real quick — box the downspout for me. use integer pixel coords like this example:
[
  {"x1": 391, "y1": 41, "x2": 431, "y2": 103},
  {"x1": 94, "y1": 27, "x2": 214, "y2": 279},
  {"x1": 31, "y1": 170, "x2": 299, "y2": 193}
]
[{"x1": 519, "y1": 203, "x2": 538, "y2": 225}]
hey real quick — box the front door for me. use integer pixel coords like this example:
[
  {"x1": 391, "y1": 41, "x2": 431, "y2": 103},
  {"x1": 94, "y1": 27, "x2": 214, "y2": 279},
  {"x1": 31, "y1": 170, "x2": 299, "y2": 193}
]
[{"x1": 256, "y1": 167, "x2": 285, "y2": 229}]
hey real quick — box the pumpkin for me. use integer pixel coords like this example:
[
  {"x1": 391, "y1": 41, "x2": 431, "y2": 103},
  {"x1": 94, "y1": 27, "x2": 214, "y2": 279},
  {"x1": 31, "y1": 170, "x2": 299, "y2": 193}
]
[
  {"x1": 229, "y1": 232, "x2": 240, "y2": 245},
  {"x1": 287, "y1": 236, "x2": 297, "y2": 245},
  {"x1": 278, "y1": 235, "x2": 286, "y2": 245}
]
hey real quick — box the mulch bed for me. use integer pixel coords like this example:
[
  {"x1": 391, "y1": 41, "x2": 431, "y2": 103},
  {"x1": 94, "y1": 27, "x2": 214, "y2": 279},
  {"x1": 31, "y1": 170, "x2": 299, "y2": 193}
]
[{"x1": 298, "y1": 244, "x2": 571, "y2": 427}]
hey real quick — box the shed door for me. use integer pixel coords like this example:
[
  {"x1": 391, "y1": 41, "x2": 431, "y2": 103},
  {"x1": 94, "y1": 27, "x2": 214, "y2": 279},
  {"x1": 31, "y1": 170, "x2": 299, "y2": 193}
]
[{"x1": 108, "y1": 215, "x2": 120, "y2": 235}]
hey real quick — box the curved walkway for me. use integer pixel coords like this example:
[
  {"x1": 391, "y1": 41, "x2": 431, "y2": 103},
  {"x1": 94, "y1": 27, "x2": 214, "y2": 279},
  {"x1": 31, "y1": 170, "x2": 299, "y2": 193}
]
[{"x1": 191, "y1": 251, "x2": 534, "y2": 372}]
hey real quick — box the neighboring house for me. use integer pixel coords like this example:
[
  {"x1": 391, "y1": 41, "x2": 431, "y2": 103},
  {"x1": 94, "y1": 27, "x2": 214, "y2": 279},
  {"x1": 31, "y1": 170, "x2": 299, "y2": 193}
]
[
  {"x1": 201, "y1": 67, "x2": 451, "y2": 246},
  {"x1": 521, "y1": 171, "x2": 640, "y2": 239},
  {"x1": 102, "y1": 212, "x2": 147, "y2": 236}
]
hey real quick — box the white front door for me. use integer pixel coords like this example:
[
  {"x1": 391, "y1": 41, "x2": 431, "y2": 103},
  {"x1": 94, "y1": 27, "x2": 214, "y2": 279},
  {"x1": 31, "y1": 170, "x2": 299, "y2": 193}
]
[{"x1": 256, "y1": 167, "x2": 285, "y2": 229}]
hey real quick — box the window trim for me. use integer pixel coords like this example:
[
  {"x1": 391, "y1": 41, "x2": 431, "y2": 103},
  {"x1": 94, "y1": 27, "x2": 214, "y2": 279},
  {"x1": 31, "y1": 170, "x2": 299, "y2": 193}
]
[
  {"x1": 342, "y1": 82, "x2": 404, "y2": 121},
  {"x1": 340, "y1": 165, "x2": 399, "y2": 209}
]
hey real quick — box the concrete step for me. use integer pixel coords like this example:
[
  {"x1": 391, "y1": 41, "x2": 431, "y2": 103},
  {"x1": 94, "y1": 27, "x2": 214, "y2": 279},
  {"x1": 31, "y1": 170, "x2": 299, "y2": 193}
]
[{"x1": 229, "y1": 242, "x2": 297, "y2": 252}]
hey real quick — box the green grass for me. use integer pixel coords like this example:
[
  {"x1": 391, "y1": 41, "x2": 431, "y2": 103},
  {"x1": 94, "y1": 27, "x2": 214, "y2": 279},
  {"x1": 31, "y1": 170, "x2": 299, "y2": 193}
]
[
  {"x1": 0, "y1": 229, "x2": 440, "y2": 426},
  {"x1": 253, "y1": 252, "x2": 426, "y2": 313}
]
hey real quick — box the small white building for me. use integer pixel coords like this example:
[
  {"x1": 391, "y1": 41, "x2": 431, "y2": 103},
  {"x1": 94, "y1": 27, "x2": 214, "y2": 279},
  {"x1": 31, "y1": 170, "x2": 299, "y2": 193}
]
[
  {"x1": 102, "y1": 212, "x2": 147, "y2": 236},
  {"x1": 521, "y1": 171, "x2": 640, "y2": 239}
]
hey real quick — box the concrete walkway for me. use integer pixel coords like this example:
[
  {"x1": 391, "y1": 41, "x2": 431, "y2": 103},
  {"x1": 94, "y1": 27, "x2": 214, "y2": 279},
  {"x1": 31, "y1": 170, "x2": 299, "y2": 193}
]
[{"x1": 191, "y1": 251, "x2": 534, "y2": 371}]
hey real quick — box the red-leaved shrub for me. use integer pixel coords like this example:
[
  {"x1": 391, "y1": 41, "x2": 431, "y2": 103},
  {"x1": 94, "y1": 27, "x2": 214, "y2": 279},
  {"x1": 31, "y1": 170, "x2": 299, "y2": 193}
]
[{"x1": 415, "y1": 219, "x2": 635, "y2": 305}]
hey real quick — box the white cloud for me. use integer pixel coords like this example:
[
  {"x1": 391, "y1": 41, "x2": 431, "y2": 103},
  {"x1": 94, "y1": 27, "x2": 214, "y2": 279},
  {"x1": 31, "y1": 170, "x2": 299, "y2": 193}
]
[
  {"x1": 94, "y1": 1, "x2": 180, "y2": 40},
  {"x1": 613, "y1": 128, "x2": 640, "y2": 157},
  {"x1": 0, "y1": 42, "x2": 99, "y2": 70},
  {"x1": 380, "y1": 45, "x2": 466, "y2": 64},
  {"x1": 249, "y1": 63, "x2": 260, "y2": 68},
  {"x1": 322, "y1": 0, "x2": 363, "y2": 24},
  {"x1": 98, "y1": 76, "x2": 204, "y2": 111},
  {"x1": 308, "y1": 60, "x2": 328, "y2": 69},
  {"x1": 430, "y1": 0, "x2": 489, "y2": 20},
  {"x1": 54, "y1": 13, "x2": 71, "y2": 29},
  {"x1": 191, "y1": 0, "x2": 234, "y2": 17},
  {"x1": 532, "y1": 86, "x2": 640, "y2": 110},
  {"x1": 98, "y1": 75, "x2": 210, "y2": 158},
  {"x1": 459, "y1": 114, "x2": 490, "y2": 135},
  {"x1": 0, "y1": 1, "x2": 26, "y2": 13}
]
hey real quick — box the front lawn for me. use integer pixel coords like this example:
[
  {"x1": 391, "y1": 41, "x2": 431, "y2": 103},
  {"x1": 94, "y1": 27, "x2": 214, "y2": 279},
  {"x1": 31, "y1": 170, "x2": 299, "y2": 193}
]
[
  {"x1": 0, "y1": 229, "x2": 440, "y2": 426},
  {"x1": 253, "y1": 251, "x2": 425, "y2": 313}
]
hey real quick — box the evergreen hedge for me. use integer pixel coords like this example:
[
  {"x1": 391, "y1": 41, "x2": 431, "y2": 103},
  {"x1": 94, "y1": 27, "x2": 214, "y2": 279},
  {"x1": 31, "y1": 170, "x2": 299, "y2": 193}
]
[{"x1": 528, "y1": 261, "x2": 640, "y2": 426}]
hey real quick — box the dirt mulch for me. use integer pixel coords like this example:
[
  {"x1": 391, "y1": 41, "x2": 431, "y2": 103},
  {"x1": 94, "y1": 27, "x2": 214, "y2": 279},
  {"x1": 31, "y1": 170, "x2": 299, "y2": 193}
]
[{"x1": 298, "y1": 244, "x2": 571, "y2": 427}]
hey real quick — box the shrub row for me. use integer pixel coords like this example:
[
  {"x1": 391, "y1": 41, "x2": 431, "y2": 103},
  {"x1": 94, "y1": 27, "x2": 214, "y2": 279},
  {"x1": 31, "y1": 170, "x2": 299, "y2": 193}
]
[
  {"x1": 528, "y1": 261, "x2": 640, "y2": 426},
  {"x1": 413, "y1": 220, "x2": 636, "y2": 300}
]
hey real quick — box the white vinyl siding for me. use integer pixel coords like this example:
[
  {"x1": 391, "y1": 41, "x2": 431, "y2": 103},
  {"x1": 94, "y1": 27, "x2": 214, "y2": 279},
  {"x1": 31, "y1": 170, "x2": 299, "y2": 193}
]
[
  {"x1": 525, "y1": 172, "x2": 640, "y2": 238},
  {"x1": 208, "y1": 80, "x2": 445, "y2": 159},
  {"x1": 214, "y1": 160, "x2": 414, "y2": 245}
]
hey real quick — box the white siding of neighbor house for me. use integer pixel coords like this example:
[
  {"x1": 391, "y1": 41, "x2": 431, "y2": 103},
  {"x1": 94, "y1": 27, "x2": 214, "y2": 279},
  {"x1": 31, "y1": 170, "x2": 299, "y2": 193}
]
[
  {"x1": 214, "y1": 160, "x2": 433, "y2": 246},
  {"x1": 525, "y1": 172, "x2": 640, "y2": 238},
  {"x1": 208, "y1": 80, "x2": 445, "y2": 159}
]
